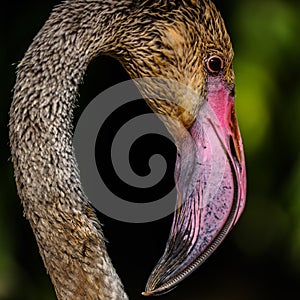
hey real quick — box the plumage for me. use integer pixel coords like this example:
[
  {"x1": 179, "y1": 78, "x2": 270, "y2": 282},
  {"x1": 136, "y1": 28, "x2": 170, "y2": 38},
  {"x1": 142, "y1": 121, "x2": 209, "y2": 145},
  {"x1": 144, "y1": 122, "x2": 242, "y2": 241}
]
[{"x1": 9, "y1": 0, "x2": 246, "y2": 299}]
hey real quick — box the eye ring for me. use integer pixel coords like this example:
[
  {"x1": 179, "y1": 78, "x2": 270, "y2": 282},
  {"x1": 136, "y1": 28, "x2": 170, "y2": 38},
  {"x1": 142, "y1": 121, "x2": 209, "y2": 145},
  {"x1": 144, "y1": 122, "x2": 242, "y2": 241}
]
[{"x1": 206, "y1": 55, "x2": 224, "y2": 74}]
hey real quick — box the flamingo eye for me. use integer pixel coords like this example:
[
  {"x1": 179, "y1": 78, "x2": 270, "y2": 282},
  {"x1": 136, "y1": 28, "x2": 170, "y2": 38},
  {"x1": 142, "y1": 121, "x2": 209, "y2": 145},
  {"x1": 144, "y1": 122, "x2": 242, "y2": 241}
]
[{"x1": 207, "y1": 55, "x2": 224, "y2": 74}]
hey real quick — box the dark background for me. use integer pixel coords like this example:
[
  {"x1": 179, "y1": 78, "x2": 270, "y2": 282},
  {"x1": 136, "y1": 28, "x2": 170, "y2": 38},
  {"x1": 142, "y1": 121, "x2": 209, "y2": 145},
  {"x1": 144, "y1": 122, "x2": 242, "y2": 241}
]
[{"x1": 1, "y1": 0, "x2": 300, "y2": 299}]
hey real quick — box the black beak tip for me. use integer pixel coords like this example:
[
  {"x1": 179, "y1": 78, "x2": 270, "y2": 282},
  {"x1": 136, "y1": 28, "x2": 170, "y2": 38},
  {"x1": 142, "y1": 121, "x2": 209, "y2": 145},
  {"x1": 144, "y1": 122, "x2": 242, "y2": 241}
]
[{"x1": 142, "y1": 285, "x2": 178, "y2": 297}]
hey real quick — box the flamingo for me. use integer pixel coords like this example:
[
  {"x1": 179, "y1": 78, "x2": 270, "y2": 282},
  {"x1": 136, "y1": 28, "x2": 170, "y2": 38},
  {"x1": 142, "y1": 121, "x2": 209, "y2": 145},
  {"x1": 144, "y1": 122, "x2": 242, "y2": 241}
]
[{"x1": 9, "y1": 0, "x2": 246, "y2": 299}]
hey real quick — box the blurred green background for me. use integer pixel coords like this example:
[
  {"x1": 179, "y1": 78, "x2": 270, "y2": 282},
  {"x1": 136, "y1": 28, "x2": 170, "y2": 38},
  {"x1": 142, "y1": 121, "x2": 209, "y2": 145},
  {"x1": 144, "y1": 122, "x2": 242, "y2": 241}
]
[{"x1": 1, "y1": 0, "x2": 300, "y2": 299}]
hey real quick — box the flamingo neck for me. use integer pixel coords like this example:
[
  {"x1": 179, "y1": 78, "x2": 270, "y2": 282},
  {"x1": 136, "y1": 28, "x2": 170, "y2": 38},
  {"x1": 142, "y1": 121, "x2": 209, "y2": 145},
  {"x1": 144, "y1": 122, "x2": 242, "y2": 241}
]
[{"x1": 10, "y1": 1, "x2": 129, "y2": 299}]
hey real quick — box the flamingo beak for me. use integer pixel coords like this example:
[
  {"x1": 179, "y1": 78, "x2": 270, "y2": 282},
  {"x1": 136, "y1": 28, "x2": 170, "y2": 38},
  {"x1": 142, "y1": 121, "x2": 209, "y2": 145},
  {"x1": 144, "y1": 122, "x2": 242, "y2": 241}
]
[{"x1": 143, "y1": 76, "x2": 247, "y2": 296}]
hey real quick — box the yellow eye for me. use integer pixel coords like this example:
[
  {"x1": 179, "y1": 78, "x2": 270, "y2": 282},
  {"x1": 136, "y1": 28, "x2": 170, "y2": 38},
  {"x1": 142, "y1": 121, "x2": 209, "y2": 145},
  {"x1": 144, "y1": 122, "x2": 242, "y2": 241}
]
[{"x1": 207, "y1": 55, "x2": 224, "y2": 74}]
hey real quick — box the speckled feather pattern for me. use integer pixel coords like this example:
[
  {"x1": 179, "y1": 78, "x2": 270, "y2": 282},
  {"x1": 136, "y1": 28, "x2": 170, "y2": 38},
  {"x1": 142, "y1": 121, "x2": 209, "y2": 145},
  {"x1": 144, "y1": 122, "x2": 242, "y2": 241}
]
[{"x1": 9, "y1": 0, "x2": 233, "y2": 299}]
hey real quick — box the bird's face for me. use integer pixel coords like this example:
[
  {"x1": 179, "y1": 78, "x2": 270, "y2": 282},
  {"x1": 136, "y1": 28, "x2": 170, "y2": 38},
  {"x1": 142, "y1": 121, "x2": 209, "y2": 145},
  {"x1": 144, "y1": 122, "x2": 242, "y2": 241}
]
[{"x1": 118, "y1": 0, "x2": 246, "y2": 295}]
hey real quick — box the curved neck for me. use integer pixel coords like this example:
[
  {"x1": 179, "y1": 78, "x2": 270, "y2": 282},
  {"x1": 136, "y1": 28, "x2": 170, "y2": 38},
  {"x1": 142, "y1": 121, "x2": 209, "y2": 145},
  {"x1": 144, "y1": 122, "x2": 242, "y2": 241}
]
[{"x1": 10, "y1": 1, "x2": 134, "y2": 299}]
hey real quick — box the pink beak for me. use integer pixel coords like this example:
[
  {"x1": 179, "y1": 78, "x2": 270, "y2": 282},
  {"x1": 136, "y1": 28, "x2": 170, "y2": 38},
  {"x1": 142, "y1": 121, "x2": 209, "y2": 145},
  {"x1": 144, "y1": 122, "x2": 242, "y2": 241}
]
[{"x1": 143, "y1": 76, "x2": 247, "y2": 296}]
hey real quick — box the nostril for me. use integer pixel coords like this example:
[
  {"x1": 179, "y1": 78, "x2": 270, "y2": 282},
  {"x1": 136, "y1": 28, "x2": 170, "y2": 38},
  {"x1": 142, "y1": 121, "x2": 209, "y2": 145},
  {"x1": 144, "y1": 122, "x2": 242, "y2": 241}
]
[
  {"x1": 229, "y1": 135, "x2": 238, "y2": 162},
  {"x1": 229, "y1": 135, "x2": 242, "y2": 173}
]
